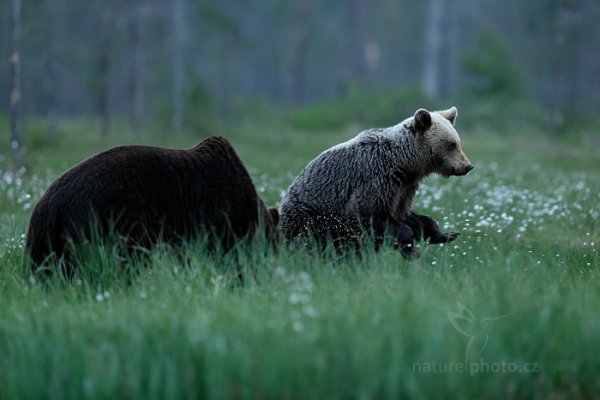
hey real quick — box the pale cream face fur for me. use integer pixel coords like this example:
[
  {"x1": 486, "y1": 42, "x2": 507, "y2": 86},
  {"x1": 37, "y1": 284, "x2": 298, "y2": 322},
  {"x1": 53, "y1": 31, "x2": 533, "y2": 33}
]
[{"x1": 423, "y1": 107, "x2": 473, "y2": 177}]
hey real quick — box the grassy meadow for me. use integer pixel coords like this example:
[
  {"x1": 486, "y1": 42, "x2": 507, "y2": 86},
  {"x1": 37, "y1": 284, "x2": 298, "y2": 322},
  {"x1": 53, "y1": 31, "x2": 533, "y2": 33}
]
[{"x1": 0, "y1": 117, "x2": 599, "y2": 399}]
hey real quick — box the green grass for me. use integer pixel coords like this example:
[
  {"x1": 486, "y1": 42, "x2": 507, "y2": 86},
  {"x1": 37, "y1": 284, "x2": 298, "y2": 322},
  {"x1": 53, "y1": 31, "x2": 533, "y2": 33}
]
[{"x1": 0, "y1": 118, "x2": 599, "y2": 399}]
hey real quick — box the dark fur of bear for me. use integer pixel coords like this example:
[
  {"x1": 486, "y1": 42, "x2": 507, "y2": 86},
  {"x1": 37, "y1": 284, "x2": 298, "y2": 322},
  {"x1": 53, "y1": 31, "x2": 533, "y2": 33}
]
[
  {"x1": 25, "y1": 136, "x2": 279, "y2": 274},
  {"x1": 280, "y1": 107, "x2": 473, "y2": 258}
]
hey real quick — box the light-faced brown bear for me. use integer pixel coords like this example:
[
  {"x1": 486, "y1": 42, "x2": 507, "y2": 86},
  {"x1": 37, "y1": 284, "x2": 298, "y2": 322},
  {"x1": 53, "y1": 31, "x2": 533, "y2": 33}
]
[
  {"x1": 25, "y1": 136, "x2": 279, "y2": 275},
  {"x1": 280, "y1": 107, "x2": 473, "y2": 258}
]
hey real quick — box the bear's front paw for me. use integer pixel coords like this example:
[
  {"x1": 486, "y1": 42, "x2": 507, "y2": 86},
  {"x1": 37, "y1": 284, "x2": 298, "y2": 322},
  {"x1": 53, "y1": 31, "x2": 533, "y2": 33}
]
[{"x1": 429, "y1": 231, "x2": 460, "y2": 244}]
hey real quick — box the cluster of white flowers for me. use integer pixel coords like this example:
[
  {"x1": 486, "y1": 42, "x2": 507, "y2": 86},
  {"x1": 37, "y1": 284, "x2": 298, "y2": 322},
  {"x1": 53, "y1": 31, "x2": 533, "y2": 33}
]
[
  {"x1": 417, "y1": 162, "x2": 597, "y2": 241},
  {"x1": 274, "y1": 266, "x2": 318, "y2": 332},
  {"x1": 249, "y1": 167, "x2": 300, "y2": 208},
  {"x1": 3, "y1": 234, "x2": 25, "y2": 251},
  {"x1": 412, "y1": 162, "x2": 598, "y2": 267},
  {"x1": 95, "y1": 291, "x2": 110, "y2": 302},
  {"x1": 0, "y1": 168, "x2": 52, "y2": 211}
]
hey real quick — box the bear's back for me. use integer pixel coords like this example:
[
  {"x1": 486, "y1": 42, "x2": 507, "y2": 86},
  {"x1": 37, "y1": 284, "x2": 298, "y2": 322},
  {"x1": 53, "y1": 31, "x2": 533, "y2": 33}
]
[
  {"x1": 38, "y1": 140, "x2": 234, "y2": 226},
  {"x1": 282, "y1": 132, "x2": 402, "y2": 213},
  {"x1": 279, "y1": 128, "x2": 421, "y2": 241},
  {"x1": 25, "y1": 136, "x2": 265, "y2": 269}
]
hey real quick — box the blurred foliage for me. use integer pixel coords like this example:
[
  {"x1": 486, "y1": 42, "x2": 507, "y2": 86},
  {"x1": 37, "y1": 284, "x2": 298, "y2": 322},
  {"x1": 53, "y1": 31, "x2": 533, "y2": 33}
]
[
  {"x1": 287, "y1": 78, "x2": 547, "y2": 135},
  {"x1": 184, "y1": 77, "x2": 218, "y2": 134},
  {"x1": 289, "y1": 85, "x2": 439, "y2": 130},
  {"x1": 458, "y1": 29, "x2": 547, "y2": 132},
  {"x1": 463, "y1": 29, "x2": 522, "y2": 101},
  {"x1": 199, "y1": 4, "x2": 242, "y2": 40}
]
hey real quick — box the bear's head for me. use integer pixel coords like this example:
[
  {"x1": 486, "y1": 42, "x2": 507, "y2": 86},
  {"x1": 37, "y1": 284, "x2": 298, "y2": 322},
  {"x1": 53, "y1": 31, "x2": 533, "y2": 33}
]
[{"x1": 411, "y1": 106, "x2": 473, "y2": 178}]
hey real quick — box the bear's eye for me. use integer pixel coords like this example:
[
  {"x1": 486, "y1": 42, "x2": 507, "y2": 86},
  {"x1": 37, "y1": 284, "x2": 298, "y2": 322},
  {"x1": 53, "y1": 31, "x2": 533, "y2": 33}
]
[{"x1": 447, "y1": 142, "x2": 457, "y2": 151}]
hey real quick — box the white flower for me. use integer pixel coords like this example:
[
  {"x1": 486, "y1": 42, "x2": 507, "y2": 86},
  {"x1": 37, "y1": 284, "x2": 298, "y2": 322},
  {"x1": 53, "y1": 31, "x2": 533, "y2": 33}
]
[{"x1": 293, "y1": 321, "x2": 304, "y2": 332}]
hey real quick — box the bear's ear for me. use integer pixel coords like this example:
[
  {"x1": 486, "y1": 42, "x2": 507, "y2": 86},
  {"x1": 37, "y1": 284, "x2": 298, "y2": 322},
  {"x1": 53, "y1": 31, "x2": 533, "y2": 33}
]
[
  {"x1": 438, "y1": 106, "x2": 458, "y2": 125},
  {"x1": 268, "y1": 207, "x2": 280, "y2": 227},
  {"x1": 412, "y1": 108, "x2": 432, "y2": 132}
]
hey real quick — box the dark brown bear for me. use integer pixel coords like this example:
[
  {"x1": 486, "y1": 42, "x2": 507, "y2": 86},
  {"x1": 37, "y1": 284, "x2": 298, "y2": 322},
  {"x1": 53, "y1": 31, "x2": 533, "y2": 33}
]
[{"x1": 25, "y1": 136, "x2": 279, "y2": 274}]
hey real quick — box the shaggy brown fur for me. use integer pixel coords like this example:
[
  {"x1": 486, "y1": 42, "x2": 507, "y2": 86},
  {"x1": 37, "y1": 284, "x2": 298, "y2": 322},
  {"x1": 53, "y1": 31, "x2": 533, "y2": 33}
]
[
  {"x1": 25, "y1": 136, "x2": 279, "y2": 274},
  {"x1": 280, "y1": 107, "x2": 473, "y2": 257}
]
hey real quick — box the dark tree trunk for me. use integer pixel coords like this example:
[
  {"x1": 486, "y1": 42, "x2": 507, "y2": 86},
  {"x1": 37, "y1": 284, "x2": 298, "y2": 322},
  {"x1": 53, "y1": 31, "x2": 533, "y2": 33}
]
[
  {"x1": 172, "y1": 0, "x2": 184, "y2": 134},
  {"x1": 44, "y1": 0, "x2": 59, "y2": 144},
  {"x1": 551, "y1": 0, "x2": 580, "y2": 136},
  {"x1": 336, "y1": 0, "x2": 367, "y2": 97},
  {"x1": 217, "y1": 37, "x2": 232, "y2": 119},
  {"x1": 9, "y1": 0, "x2": 22, "y2": 161},
  {"x1": 130, "y1": 4, "x2": 145, "y2": 135},
  {"x1": 97, "y1": 9, "x2": 112, "y2": 137},
  {"x1": 447, "y1": 1, "x2": 460, "y2": 98},
  {"x1": 422, "y1": 0, "x2": 446, "y2": 98},
  {"x1": 291, "y1": 0, "x2": 311, "y2": 104}
]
